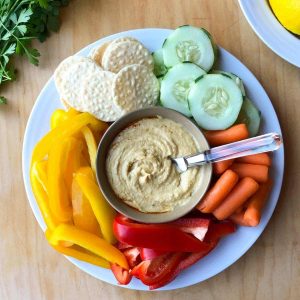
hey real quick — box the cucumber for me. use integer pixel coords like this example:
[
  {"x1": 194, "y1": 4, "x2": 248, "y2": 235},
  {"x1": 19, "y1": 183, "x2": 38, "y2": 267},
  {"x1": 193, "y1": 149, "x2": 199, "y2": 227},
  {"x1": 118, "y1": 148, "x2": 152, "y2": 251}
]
[
  {"x1": 188, "y1": 74, "x2": 243, "y2": 130},
  {"x1": 162, "y1": 25, "x2": 216, "y2": 71},
  {"x1": 211, "y1": 70, "x2": 246, "y2": 97},
  {"x1": 160, "y1": 62, "x2": 206, "y2": 117},
  {"x1": 153, "y1": 49, "x2": 168, "y2": 77},
  {"x1": 236, "y1": 97, "x2": 261, "y2": 137}
]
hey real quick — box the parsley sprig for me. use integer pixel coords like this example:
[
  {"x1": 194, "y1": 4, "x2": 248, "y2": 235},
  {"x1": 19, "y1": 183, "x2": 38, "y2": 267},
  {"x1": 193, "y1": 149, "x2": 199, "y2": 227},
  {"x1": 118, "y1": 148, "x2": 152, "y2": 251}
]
[{"x1": 0, "y1": 0, "x2": 69, "y2": 104}]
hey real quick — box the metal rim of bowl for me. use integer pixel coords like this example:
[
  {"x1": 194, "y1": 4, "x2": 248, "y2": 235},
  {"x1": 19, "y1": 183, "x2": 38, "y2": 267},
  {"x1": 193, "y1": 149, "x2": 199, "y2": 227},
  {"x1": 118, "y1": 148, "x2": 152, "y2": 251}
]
[{"x1": 95, "y1": 107, "x2": 212, "y2": 223}]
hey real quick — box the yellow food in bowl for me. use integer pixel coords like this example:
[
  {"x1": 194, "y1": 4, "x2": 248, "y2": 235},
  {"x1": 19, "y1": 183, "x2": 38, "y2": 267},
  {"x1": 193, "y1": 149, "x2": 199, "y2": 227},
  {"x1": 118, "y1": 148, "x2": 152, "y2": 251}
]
[{"x1": 269, "y1": 0, "x2": 300, "y2": 35}]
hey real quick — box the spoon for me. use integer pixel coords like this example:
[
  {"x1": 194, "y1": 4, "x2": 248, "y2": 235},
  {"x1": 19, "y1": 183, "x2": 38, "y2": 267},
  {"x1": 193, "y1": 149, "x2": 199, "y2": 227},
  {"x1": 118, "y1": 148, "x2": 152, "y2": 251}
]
[{"x1": 170, "y1": 132, "x2": 282, "y2": 173}]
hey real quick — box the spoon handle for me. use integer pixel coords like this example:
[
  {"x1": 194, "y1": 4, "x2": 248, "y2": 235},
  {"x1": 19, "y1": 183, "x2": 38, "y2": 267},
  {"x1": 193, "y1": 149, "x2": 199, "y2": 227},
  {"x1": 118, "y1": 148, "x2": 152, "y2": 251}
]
[{"x1": 185, "y1": 132, "x2": 282, "y2": 167}]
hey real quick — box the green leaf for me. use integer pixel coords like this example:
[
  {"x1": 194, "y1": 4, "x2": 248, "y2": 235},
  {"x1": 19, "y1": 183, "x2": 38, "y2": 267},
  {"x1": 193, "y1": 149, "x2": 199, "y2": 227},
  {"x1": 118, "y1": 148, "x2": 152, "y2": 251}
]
[
  {"x1": 36, "y1": 0, "x2": 49, "y2": 9},
  {"x1": 0, "y1": 96, "x2": 7, "y2": 104},
  {"x1": 25, "y1": 48, "x2": 41, "y2": 66},
  {"x1": 2, "y1": 31, "x2": 12, "y2": 40},
  {"x1": 9, "y1": 13, "x2": 17, "y2": 24},
  {"x1": 17, "y1": 24, "x2": 27, "y2": 35},
  {"x1": 3, "y1": 43, "x2": 16, "y2": 56},
  {"x1": 17, "y1": 8, "x2": 33, "y2": 24}
]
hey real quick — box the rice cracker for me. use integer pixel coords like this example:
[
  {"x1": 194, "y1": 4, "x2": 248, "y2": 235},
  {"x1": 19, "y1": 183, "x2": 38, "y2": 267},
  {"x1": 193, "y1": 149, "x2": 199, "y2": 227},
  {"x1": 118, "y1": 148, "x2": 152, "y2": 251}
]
[
  {"x1": 54, "y1": 56, "x2": 102, "y2": 111},
  {"x1": 113, "y1": 64, "x2": 159, "y2": 113},
  {"x1": 102, "y1": 41, "x2": 154, "y2": 73},
  {"x1": 80, "y1": 69, "x2": 123, "y2": 122},
  {"x1": 89, "y1": 41, "x2": 110, "y2": 66}
]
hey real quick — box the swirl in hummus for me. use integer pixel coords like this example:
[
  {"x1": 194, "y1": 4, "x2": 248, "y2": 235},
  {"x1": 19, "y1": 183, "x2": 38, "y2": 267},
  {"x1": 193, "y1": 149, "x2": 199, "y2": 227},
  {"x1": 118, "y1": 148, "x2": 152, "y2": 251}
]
[{"x1": 106, "y1": 117, "x2": 201, "y2": 213}]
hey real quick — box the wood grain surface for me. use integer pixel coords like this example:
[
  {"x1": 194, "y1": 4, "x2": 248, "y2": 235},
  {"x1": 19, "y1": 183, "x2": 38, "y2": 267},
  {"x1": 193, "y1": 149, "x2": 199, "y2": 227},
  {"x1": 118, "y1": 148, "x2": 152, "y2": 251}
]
[{"x1": 1, "y1": 0, "x2": 300, "y2": 299}]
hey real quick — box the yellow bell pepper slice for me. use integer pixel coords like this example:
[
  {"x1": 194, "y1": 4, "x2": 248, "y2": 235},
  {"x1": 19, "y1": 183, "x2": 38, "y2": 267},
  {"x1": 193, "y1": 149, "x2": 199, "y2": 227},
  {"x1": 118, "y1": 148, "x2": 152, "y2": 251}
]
[
  {"x1": 47, "y1": 137, "x2": 75, "y2": 223},
  {"x1": 32, "y1": 112, "x2": 105, "y2": 163},
  {"x1": 50, "y1": 109, "x2": 68, "y2": 129},
  {"x1": 35, "y1": 160, "x2": 48, "y2": 194},
  {"x1": 75, "y1": 167, "x2": 116, "y2": 244},
  {"x1": 51, "y1": 244, "x2": 110, "y2": 269},
  {"x1": 81, "y1": 126, "x2": 98, "y2": 174},
  {"x1": 30, "y1": 162, "x2": 58, "y2": 231},
  {"x1": 47, "y1": 224, "x2": 128, "y2": 269},
  {"x1": 72, "y1": 177, "x2": 101, "y2": 236},
  {"x1": 63, "y1": 138, "x2": 83, "y2": 198},
  {"x1": 66, "y1": 108, "x2": 80, "y2": 118}
]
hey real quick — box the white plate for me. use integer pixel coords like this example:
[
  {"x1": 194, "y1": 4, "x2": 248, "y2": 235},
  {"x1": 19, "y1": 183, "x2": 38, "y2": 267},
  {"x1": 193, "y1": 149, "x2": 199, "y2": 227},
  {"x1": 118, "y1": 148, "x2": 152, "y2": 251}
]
[
  {"x1": 22, "y1": 28, "x2": 284, "y2": 291},
  {"x1": 239, "y1": 0, "x2": 300, "y2": 68}
]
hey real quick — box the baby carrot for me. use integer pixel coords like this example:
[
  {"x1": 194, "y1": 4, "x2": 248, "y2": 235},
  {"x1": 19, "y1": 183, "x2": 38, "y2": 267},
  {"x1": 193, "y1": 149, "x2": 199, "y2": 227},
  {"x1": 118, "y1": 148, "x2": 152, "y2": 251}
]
[
  {"x1": 213, "y1": 159, "x2": 234, "y2": 175},
  {"x1": 230, "y1": 163, "x2": 269, "y2": 183},
  {"x1": 244, "y1": 179, "x2": 272, "y2": 226},
  {"x1": 213, "y1": 177, "x2": 259, "y2": 220},
  {"x1": 197, "y1": 170, "x2": 239, "y2": 213},
  {"x1": 203, "y1": 124, "x2": 249, "y2": 147},
  {"x1": 236, "y1": 153, "x2": 271, "y2": 166},
  {"x1": 229, "y1": 212, "x2": 251, "y2": 227}
]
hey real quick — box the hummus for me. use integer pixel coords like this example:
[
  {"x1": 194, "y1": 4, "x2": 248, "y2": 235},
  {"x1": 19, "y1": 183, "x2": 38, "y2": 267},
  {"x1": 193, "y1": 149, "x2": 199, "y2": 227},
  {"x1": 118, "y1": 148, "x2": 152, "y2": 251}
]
[{"x1": 106, "y1": 117, "x2": 201, "y2": 213}]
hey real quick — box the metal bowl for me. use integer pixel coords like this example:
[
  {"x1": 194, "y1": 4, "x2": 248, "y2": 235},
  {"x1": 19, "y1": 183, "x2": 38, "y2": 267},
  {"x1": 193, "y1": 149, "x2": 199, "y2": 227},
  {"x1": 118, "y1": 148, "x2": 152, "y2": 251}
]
[{"x1": 96, "y1": 107, "x2": 212, "y2": 223}]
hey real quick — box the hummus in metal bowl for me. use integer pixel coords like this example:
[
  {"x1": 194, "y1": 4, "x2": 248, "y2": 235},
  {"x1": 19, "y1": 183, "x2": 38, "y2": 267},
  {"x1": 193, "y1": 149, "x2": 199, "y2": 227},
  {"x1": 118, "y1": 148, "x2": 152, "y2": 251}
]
[{"x1": 105, "y1": 116, "x2": 202, "y2": 213}]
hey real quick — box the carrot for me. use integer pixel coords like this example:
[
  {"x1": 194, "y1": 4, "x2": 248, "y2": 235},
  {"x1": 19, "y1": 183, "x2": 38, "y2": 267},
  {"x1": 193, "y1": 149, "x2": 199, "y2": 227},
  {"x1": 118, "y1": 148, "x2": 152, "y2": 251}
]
[
  {"x1": 230, "y1": 163, "x2": 269, "y2": 183},
  {"x1": 244, "y1": 179, "x2": 272, "y2": 226},
  {"x1": 213, "y1": 159, "x2": 234, "y2": 175},
  {"x1": 229, "y1": 212, "x2": 251, "y2": 226},
  {"x1": 236, "y1": 153, "x2": 271, "y2": 166},
  {"x1": 203, "y1": 124, "x2": 249, "y2": 147},
  {"x1": 197, "y1": 170, "x2": 239, "y2": 213},
  {"x1": 213, "y1": 177, "x2": 259, "y2": 220}
]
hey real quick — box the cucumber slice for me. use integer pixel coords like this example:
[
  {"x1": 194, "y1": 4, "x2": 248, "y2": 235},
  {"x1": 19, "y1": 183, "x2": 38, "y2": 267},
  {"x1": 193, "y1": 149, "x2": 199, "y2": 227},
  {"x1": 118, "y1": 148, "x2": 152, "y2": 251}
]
[
  {"x1": 163, "y1": 25, "x2": 216, "y2": 71},
  {"x1": 211, "y1": 70, "x2": 246, "y2": 96},
  {"x1": 236, "y1": 97, "x2": 261, "y2": 137},
  {"x1": 188, "y1": 74, "x2": 243, "y2": 130},
  {"x1": 153, "y1": 49, "x2": 168, "y2": 77},
  {"x1": 160, "y1": 62, "x2": 206, "y2": 117}
]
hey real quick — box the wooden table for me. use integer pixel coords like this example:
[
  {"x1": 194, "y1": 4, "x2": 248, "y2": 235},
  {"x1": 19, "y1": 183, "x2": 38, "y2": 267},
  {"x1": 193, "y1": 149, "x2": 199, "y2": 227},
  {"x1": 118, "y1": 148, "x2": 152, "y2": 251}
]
[{"x1": 1, "y1": 0, "x2": 299, "y2": 299}]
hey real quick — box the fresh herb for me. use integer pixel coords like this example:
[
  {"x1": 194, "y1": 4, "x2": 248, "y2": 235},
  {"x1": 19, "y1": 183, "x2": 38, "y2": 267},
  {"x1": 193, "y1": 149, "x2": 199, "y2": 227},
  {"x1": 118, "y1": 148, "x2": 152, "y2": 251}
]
[{"x1": 0, "y1": 0, "x2": 69, "y2": 104}]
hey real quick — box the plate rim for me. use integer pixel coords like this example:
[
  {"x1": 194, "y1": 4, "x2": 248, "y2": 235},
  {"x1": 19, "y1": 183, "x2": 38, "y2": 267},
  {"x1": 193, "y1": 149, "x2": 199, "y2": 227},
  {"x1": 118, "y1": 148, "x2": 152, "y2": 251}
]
[
  {"x1": 22, "y1": 27, "x2": 285, "y2": 291},
  {"x1": 238, "y1": 0, "x2": 300, "y2": 68}
]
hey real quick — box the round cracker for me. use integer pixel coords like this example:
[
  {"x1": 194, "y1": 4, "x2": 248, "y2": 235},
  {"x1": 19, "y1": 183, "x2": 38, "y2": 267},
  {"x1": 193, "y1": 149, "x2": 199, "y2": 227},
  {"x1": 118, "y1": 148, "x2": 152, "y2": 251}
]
[
  {"x1": 110, "y1": 36, "x2": 139, "y2": 45},
  {"x1": 54, "y1": 57, "x2": 102, "y2": 111},
  {"x1": 80, "y1": 69, "x2": 123, "y2": 122},
  {"x1": 113, "y1": 64, "x2": 159, "y2": 113},
  {"x1": 102, "y1": 41, "x2": 154, "y2": 73},
  {"x1": 89, "y1": 41, "x2": 110, "y2": 66}
]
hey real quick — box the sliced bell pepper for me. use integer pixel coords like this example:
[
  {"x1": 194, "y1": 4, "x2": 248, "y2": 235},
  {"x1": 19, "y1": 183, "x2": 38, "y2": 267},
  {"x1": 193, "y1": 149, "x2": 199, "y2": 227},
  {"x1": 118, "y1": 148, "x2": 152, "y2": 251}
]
[
  {"x1": 110, "y1": 264, "x2": 132, "y2": 285},
  {"x1": 75, "y1": 167, "x2": 116, "y2": 244},
  {"x1": 32, "y1": 112, "x2": 106, "y2": 163},
  {"x1": 71, "y1": 177, "x2": 101, "y2": 236},
  {"x1": 204, "y1": 221, "x2": 236, "y2": 243},
  {"x1": 131, "y1": 253, "x2": 184, "y2": 286},
  {"x1": 123, "y1": 247, "x2": 141, "y2": 268},
  {"x1": 81, "y1": 126, "x2": 98, "y2": 174},
  {"x1": 64, "y1": 138, "x2": 83, "y2": 198},
  {"x1": 47, "y1": 224, "x2": 128, "y2": 269},
  {"x1": 34, "y1": 160, "x2": 48, "y2": 194},
  {"x1": 66, "y1": 108, "x2": 80, "y2": 118},
  {"x1": 50, "y1": 109, "x2": 69, "y2": 129},
  {"x1": 51, "y1": 244, "x2": 110, "y2": 269},
  {"x1": 30, "y1": 161, "x2": 59, "y2": 231},
  {"x1": 140, "y1": 248, "x2": 169, "y2": 261},
  {"x1": 113, "y1": 215, "x2": 211, "y2": 252},
  {"x1": 47, "y1": 137, "x2": 76, "y2": 223},
  {"x1": 169, "y1": 218, "x2": 211, "y2": 241}
]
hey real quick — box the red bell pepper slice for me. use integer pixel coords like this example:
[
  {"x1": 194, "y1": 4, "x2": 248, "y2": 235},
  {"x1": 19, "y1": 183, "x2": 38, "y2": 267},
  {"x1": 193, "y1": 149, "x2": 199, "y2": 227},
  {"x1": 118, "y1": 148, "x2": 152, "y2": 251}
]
[
  {"x1": 131, "y1": 252, "x2": 184, "y2": 285},
  {"x1": 140, "y1": 248, "x2": 169, "y2": 261},
  {"x1": 110, "y1": 263, "x2": 132, "y2": 285},
  {"x1": 169, "y1": 218, "x2": 211, "y2": 241},
  {"x1": 149, "y1": 243, "x2": 217, "y2": 290},
  {"x1": 113, "y1": 214, "x2": 211, "y2": 252},
  {"x1": 123, "y1": 247, "x2": 141, "y2": 268},
  {"x1": 204, "y1": 221, "x2": 236, "y2": 243}
]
